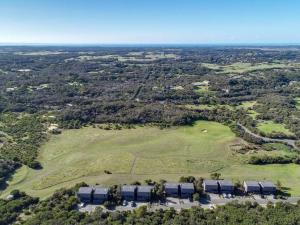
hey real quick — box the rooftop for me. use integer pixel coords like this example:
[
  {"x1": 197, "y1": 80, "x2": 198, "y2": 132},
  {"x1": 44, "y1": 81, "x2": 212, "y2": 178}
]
[
  {"x1": 204, "y1": 180, "x2": 218, "y2": 186},
  {"x1": 259, "y1": 181, "x2": 276, "y2": 188},
  {"x1": 78, "y1": 187, "x2": 93, "y2": 194},
  {"x1": 244, "y1": 181, "x2": 260, "y2": 187},
  {"x1": 180, "y1": 183, "x2": 194, "y2": 189},
  {"x1": 94, "y1": 187, "x2": 109, "y2": 195},
  {"x1": 137, "y1": 185, "x2": 154, "y2": 193},
  {"x1": 218, "y1": 180, "x2": 234, "y2": 186},
  {"x1": 122, "y1": 185, "x2": 136, "y2": 192},
  {"x1": 164, "y1": 183, "x2": 179, "y2": 189}
]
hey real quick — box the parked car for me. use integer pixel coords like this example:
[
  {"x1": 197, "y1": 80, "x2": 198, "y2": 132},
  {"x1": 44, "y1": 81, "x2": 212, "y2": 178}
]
[{"x1": 130, "y1": 201, "x2": 136, "y2": 207}]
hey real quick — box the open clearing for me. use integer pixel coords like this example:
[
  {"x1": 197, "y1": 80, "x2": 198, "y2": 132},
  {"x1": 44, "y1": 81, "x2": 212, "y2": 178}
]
[
  {"x1": 257, "y1": 121, "x2": 294, "y2": 136},
  {"x1": 202, "y1": 62, "x2": 300, "y2": 74},
  {"x1": 67, "y1": 52, "x2": 179, "y2": 62},
  {"x1": 2, "y1": 121, "x2": 300, "y2": 199}
]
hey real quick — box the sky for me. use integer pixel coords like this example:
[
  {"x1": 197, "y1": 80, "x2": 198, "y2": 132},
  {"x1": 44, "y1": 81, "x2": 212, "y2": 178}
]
[{"x1": 0, "y1": 0, "x2": 300, "y2": 44}]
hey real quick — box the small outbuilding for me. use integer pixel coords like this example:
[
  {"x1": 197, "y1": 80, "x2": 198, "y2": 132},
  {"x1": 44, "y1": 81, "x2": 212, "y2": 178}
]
[
  {"x1": 93, "y1": 187, "x2": 109, "y2": 204},
  {"x1": 77, "y1": 187, "x2": 93, "y2": 203},
  {"x1": 243, "y1": 181, "x2": 261, "y2": 193},
  {"x1": 180, "y1": 183, "x2": 195, "y2": 198},
  {"x1": 164, "y1": 183, "x2": 180, "y2": 197},
  {"x1": 203, "y1": 180, "x2": 219, "y2": 193},
  {"x1": 137, "y1": 186, "x2": 153, "y2": 201},
  {"x1": 121, "y1": 185, "x2": 137, "y2": 201},
  {"x1": 259, "y1": 181, "x2": 277, "y2": 195},
  {"x1": 218, "y1": 180, "x2": 234, "y2": 193}
]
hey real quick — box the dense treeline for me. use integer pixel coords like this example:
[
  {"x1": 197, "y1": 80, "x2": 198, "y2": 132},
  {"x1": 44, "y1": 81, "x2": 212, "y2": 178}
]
[
  {"x1": 59, "y1": 102, "x2": 200, "y2": 128},
  {"x1": 1, "y1": 47, "x2": 300, "y2": 130},
  {"x1": 0, "y1": 159, "x2": 20, "y2": 188},
  {"x1": 0, "y1": 114, "x2": 46, "y2": 167},
  {"x1": 248, "y1": 154, "x2": 300, "y2": 165},
  {"x1": 0, "y1": 190, "x2": 38, "y2": 225},
  {"x1": 0, "y1": 114, "x2": 46, "y2": 187}
]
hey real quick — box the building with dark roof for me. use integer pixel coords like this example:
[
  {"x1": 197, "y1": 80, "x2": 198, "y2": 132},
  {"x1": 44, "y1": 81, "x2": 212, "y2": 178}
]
[
  {"x1": 218, "y1": 180, "x2": 234, "y2": 193},
  {"x1": 259, "y1": 181, "x2": 277, "y2": 194},
  {"x1": 93, "y1": 187, "x2": 109, "y2": 204},
  {"x1": 203, "y1": 180, "x2": 219, "y2": 193},
  {"x1": 180, "y1": 183, "x2": 195, "y2": 198},
  {"x1": 77, "y1": 187, "x2": 93, "y2": 203},
  {"x1": 243, "y1": 181, "x2": 261, "y2": 193},
  {"x1": 137, "y1": 186, "x2": 153, "y2": 201},
  {"x1": 121, "y1": 185, "x2": 137, "y2": 201},
  {"x1": 164, "y1": 183, "x2": 179, "y2": 197}
]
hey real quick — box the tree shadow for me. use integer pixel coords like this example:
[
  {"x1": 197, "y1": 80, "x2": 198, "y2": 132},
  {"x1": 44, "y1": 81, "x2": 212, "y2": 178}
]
[
  {"x1": 276, "y1": 186, "x2": 291, "y2": 198},
  {"x1": 0, "y1": 180, "x2": 8, "y2": 191}
]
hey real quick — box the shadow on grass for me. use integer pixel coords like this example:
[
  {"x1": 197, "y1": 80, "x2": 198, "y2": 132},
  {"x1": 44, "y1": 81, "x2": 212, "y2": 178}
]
[{"x1": 276, "y1": 187, "x2": 291, "y2": 199}]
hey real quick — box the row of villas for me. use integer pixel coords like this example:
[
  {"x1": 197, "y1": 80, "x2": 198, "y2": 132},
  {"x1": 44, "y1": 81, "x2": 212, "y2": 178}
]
[
  {"x1": 203, "y1": 180, "x2": 277, "y2": 195},
  {"x1": 77, "y1": 183, "x2": 195, "y2": 203},
  {"x1": 77, "y1": 180, "x2": 277, "y2": 203}
]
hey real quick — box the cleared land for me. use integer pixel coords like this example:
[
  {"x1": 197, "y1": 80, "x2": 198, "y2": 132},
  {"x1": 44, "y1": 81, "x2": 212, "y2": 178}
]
[
  {"x1": 2, "y1": 121, "x2": 300, "y2": 199},
  {"x1": 202, "y1": 62, "x2": 300, "y2": 74},
  {"x1": 257, "y1": 121, "x2": 294, "y2": 135},
  {"x1": 68, "y1": 52, "x2": 179, "y2": 62}
]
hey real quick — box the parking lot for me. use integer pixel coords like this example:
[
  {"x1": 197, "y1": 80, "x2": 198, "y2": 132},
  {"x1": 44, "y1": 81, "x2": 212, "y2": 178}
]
[{"x1": 78, "y1": 194, "x2": 300, "y2": 213}]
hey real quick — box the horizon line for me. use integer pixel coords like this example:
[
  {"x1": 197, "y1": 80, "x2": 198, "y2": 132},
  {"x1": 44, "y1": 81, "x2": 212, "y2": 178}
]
[{"x1": 1, "y1": 42, "x2": 300, "y2": 47}]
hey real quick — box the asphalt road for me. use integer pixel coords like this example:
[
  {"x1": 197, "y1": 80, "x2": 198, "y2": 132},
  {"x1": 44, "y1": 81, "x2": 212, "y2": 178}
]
[
  {"x1": 79, "y1": 196, "x2": 300, "y2": 213},
  {"x1": 237, "y1": 123, "x2": 299, "y2": 150}
]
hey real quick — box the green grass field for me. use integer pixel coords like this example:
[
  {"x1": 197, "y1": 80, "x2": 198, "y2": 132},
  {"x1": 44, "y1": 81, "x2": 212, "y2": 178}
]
[
  {"x1": 237, "y1": 101, "x2": 257, "y2": 109},
  {"x1": 2, "y1": 121, "x2": 300, "y2": 199},
  {"x1": 236, "y1": 101, "x2": 260, "y2": 119},
  {"x1": 295, "y1": 97, "x2": 300, "y2": 109},
  {"x1": 257, "y1": 121, "x2": 294, "y2": 136}
]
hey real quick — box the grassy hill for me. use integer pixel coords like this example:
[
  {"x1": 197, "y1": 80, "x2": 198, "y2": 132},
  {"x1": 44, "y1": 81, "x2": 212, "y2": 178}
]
[{"x1": 2, "y1": 121, "x2": 300, "y2": 199}]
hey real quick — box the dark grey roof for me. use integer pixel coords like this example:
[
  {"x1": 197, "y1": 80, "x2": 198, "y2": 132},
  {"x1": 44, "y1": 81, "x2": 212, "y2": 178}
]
[
  {"x1": 137, "y1": 186, "x2": 154, "y2": 193},
  {"x1": 204, "y1": 180, "x2": 218, "y2": 186},
  {"x1": 244, "y1": 181, "x2": 260, "y2": 187},
  {"x1": 218, "y1": 180, "x2": 234, "y2": 186},
  {"x1": 78, "y1": 187, "x2": 93, "y2": 194},
  {"x1": 259, "y1": 181, "x2": 276, "y2": 188},
  {"x1": 94, "y1": 187, "x2": 109, "y2": 195},
  {"x1": 180, "y1": 183, "x2": 194, "y2": 189},
  {"x1": 164, "y1": 183, "x2": 179, "y2": 189},
  {"x1": 122, "y1": 185, "x2": 136, "y2": 192}
]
